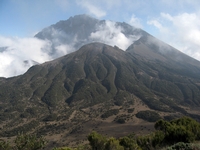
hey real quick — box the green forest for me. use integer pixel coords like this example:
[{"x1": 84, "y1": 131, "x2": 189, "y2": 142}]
[{"x1": 1, "y1": 116, "x2": 200, "y2": 150}]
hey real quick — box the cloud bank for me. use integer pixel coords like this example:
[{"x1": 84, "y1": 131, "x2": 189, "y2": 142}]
[
  {"x1": 0, "y1": 36, "x2": 50, "y2": 77},
  {"x1": 0, "y1": 36, "x2": 74, "y2": 78},
  {"x1": 0, "y1": 18, "x2": 142, "y2": 78}
]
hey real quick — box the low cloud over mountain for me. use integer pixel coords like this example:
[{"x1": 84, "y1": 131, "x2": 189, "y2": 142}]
[
  {"x1": 0, "y1": 36, "x2": 51, "y2": 77},
  {"x1": 0, "y1": 15, "x2": 143, "y2": 77}
]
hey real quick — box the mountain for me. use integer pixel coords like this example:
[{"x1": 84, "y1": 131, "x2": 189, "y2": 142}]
[
  {"x1": 1, "y1": 15, "x2": 200, "y2": 147},
  {"x1": 34, "y1": 14, "x2": 146, "y2": 57},
  {"x1": 1, "y1": 14, "x2": 146, "y2": 78},
  {"x1": 1, "y1": 41, "x2": 200, "y2": 147}
]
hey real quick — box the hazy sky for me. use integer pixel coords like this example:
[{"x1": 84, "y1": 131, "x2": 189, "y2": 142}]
[{"x1": 0, "y1": 0, "x2": 200, "y2": 77}]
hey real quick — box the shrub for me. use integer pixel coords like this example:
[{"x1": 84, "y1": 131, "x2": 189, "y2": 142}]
[
  {"x1": 101, "y1": 109, "x2": 119, "y2": 118},
  {"x1": 43, "y1": 114, "x2": 57, "y2": 121},
  {"x1": 136, "y1": 134, "x2": 154, "y2": 150},
  {"x1": 52, "y1": 147, "x2": 73, "y2": 150},
  {"x1": 127, "y1": 108, "x2": 134, "y2": 113},
  {"x1": 0, "y1": 140, "x2": 11, "y2": 150},
  {"x1": 14, "y1": 133, "x2": 47, "y2": 150},
  {"x1": 166, "y1": 142, "x2": 193, "y2": 150},
  {"x1": 105, "y1": 137, "x2": 124, "y2": 150},
  {"x1": 116, "y1": 118, "x2": 126, "y2": 124},
  {"x1": 119, "y1": 136, "x2": 141, "y2": 150},
  {"x1": 136, "y1": 110, "x2": 161, "y2": 122}
]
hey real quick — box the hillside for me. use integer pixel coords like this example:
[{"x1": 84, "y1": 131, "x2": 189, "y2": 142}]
[{"x1": 0, "y1": 42, "x2": 200, "y2": 147}]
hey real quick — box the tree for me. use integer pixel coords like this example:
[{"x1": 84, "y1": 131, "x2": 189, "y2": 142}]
[
  {"x1": 136, "y1": 135, "x2": 154, "y2": 150},
  {"x1": 105, "y1": 137, "x2": 124, "y2": 150},
  {"x1": 14, "y1": 133, "x2": 47, "y2": 150},
  {"x1": 88, "y1": 131, "x2": 107, "y2": 150},
  {"x1": 119, "y1": 136, "x2": 141, "y2": 150},
  {"x1": 151, "y1": 131, "x2": 165, "y2": 147},
  {"x1": 154, "y1": 117, "x2": 200, "y2": 144}
]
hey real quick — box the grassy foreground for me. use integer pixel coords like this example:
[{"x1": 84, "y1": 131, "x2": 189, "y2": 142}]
[{"x1": 1, "y1": 116, "x2": 200, "y2": 150}]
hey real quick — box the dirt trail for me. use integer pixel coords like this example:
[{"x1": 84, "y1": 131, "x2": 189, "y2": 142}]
[{"x1": 69, "y1": 110, "x2": 76, "y2": 121}]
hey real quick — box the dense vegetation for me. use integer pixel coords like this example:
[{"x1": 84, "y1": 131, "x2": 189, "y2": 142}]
[
  {"x1": 0, "y1": 133, "x2": 46, "y2": 150},
  {"x1": 1, "y1": 116, "x2": 200, "y2": 150}
]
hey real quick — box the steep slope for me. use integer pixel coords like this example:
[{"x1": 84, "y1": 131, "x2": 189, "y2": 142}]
[
  {"x1": 127, "y1": 35, "x2": 200, "y2": 106},
  {"x1": 127, "y1": 35, "x2": 200, "y2": 69},
  {"x1": 1, "y1": 42, "x2": 200, "y2": 147}
]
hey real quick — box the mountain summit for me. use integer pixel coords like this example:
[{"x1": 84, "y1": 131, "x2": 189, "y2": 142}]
[{"x1": 35, "y1": 14, "x2": 146, "y2": 57}]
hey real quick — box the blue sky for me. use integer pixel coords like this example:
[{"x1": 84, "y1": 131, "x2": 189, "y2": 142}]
[
  {"x1": 0, "y1": 0, "x2": 200, "y2": 77},
  {"x1": 1, "y1": 0, "x2": 199, "y2": 37}
]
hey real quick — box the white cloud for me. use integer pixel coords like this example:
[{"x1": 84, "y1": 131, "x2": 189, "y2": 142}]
[
  {"x1": 0, "y1": 19, "x2": 141, "y2": 77},
  {"x1": 129, "y1": 14, "x2": 143, "y2": 28},
  {"x1": 76, "y1": 0, "x2": 106, "y2": 18},
  {"x1": 0, "y1": 36, "x2": 52, "y2": 77},
  {"x1": 160, "y1": 13, "x2": 173, "y2": 21},
  {"x1": 36, "y1": 26, "x2": 77, "y2": 57},
  {"x1": 0, "y1": 36, "x2": 51, "y2": 63},
  {"x1": 55, "y1": 44, "x2": 75, "y2": 56},
  {"x1": 90, "y1": 20, "x2": 140, "y2": 50},
  {"x1": 147, "y1": 20, "x2": 163, "y2": 30},
  {"x1": 147, "y1": 12, "x2": 200, "y2": 60},
  {"x1": 0, "y1": 35, "x2": 76, "y2": 78}
]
